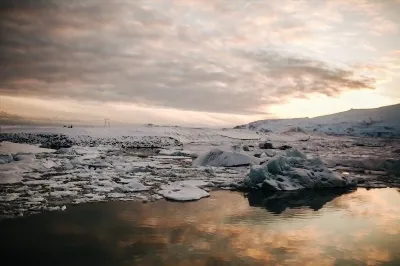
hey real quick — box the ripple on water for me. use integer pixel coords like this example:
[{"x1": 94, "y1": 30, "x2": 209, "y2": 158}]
[{"x1": 0, "y1": 188, "x2": 399, "y2": 266}]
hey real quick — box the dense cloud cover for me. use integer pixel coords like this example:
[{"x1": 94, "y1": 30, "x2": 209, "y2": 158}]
[{"x1": 0, "y1": 0, "x2": 399, "y2": 121}]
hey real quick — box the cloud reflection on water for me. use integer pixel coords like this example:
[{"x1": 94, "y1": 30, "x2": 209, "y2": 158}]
[{"x1": 0, "y1": 189, "x2": 399, "y2": 265}]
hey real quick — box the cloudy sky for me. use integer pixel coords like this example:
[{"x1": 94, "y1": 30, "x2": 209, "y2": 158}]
[{"x1": 1, "y1": 0, "x2": 399, "y2": 126}]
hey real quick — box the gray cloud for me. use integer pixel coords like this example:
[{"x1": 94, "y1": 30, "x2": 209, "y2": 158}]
[{"x1": 0, "y1": 0, "x2": 385, "y2": 115}]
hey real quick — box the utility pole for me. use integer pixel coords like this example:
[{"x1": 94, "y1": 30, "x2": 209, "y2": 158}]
[{"x1": 104, "y1": 119, "x2": 111, "y2": 128}]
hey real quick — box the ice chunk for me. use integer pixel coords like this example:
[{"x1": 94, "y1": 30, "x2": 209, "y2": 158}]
[
  {"x1": 88, "y1": 185, "x2": 115, "y2": 193},
  {"x1": 50, "y1": 190, "x2": 78, "y2": 198},
  {"x1": 0, "y1": 153, "x2": 13, "y2": 164},
  {"x1": 29, "y1": 196, "x2": 45, "y2": 202},
  {"x1": 245, "y1": 149, "x2": 356, "y2": 191},
  {"x1": 193, "y1": 148, "x2": 253, "y2": 167},
  {"x1": 108, "y1": 193, "x2": 126, "y2": 198},
  {"x1": 377, "y1": 159, "x2": 400, "y2": 176},
  {"x1": 123, "y1": 179, "x2": 150, "y2": 192},
  {"x1": 0, "y1": 193, "x2": 19, "y2": 202},
  {"x1": 158, "y1": 149, "x2": 198, "y2": 158},
  {"x1": 42, "y1": 160, "x2": 58, "y2": 169},
  {"x1": 14, "y1": 153, "x2": 36, "y2": 162},
  {"x1": 62, "y1": 161, "x2": 74, "y2": 170},
  {"x1": 285, "y1": 149, "x2": 307, "y2": 159},
  {"x1": 172, "y1": 180, "x2": 212, "y2": 188},
  {"x1": 55, "y1": 147, "x2": 77, "y2": 155},
  {"x1": 159, "y1": 183, "x2": 209, "y2": 201},
  {"x1": 47, "y1": 206, "x2": 61, "y2": 212},
  {"x1": 24, "y1": 180, "x2": 54, "y2": 185}
]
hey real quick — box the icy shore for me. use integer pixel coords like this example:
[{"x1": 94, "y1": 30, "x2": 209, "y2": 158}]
[{"x1": 0, "y1": 126, "x2": 399, "y2": 217}]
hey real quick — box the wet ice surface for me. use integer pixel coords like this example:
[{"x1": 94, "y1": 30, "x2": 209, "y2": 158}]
[
  {"x1": 0, "y1": 145, "x2": 247, "y2": 216},
  {"x1": 0, "y1": 188, "x2": 399, "y2": 266},
  {"x1": 0, "y1": 126, "x2": 399, "y2": 217}
]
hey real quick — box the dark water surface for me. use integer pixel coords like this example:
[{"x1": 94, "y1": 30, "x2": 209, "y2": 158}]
[{"x1": 1, "y1": 188, "x2": 400, "y2": 266}]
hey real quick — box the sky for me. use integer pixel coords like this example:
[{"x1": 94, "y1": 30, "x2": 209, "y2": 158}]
[{"x1": 0, "y1": 0, "x2": 400, "y2": 126}]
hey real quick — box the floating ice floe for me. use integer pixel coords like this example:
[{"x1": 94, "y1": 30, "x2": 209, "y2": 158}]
[
  {"x1": 158, "y1": 182, "x2": 210, "y2": 201},
  {"x1": 244, "y1": 149, "x2": 357, "y2": 190}
]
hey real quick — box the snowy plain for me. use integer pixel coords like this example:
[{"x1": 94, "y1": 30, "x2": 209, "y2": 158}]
[{"x1": 0, "y1": 115, "x2": 399, "y2": 218}]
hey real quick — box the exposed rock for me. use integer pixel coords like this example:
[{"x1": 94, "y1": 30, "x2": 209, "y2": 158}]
[
  {"x1": 259, "y1": 142, "x2": 274, "y2": 149},
  {"x1": 278, "y1": 145, "x2": 292, "y2": 150},
  {"x1": 283, "y1": 127, "x2": 307, "y2": 133}
]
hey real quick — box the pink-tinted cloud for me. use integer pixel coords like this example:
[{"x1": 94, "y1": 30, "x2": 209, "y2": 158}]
[{"x1": 0, "y1": 0, "x2": 399, "y2": 122}]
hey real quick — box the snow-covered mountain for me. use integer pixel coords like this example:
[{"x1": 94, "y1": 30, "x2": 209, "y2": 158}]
[{"x1": 235, "y1": 103, "x2": 400, "y2": 137}]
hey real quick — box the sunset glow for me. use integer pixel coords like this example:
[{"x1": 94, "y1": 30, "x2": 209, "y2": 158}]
[{"x1": 1, "y1": 0, "x2": 399, "y2": 125}]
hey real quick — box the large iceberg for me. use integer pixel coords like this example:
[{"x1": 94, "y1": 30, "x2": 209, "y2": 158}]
[
  {"x1": 193, "y1": 148, "x2": 253, "y2": 167},
  {"x1": 244, "y1": 149, "x2": 356, "y2": 190}
]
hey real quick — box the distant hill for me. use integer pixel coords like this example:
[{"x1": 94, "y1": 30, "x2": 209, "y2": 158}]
[
  {"x1": 0, "y1": 111, "x2": 133, "y2": 127},
  {"x1": 0, "y1": 111, "x2": 87, "y2": 126},
  {"x1": 0, "y1": 111, "x2": 36, "y2": 125},
  {"x1": 235, "y1": 103, "x2": 400, "y2": 137}
]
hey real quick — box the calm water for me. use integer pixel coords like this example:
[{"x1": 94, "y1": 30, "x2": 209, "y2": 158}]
[{"x1": 1, "y1": 188, "x2": 400, "y2": 266}]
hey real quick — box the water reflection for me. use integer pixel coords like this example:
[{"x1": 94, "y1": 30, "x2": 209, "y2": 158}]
[
  {"x1": 246, "y1": 188, "x2": 354, "y2": 214},
  {"x1": 0, "y1": 189, "x2": 399, "y2": 266}
]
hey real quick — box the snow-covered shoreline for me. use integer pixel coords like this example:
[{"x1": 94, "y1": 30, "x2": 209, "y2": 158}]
[{"x1": 1, "y1": 126, "x2": 399, "y2": 218}]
